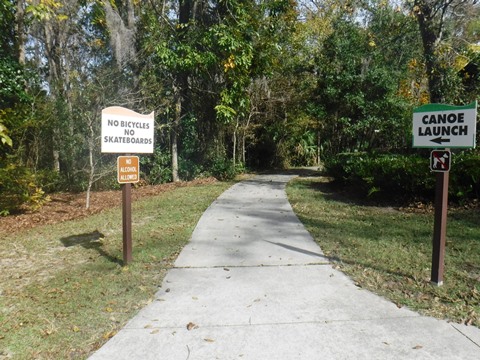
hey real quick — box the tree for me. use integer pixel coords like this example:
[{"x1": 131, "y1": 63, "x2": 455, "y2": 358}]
[{"x1": 411, "y1": 0, "x2": 480, "y2": 103}]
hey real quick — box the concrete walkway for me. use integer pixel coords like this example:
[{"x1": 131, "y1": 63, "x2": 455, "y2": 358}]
[{"x1": 89, "y1": 174, "x2": 480, "y2": 360}]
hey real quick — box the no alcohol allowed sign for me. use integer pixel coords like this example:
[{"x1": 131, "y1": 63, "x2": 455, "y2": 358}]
[{"x1": 118, "y1": 156, "x2": 139, "y2": 184}]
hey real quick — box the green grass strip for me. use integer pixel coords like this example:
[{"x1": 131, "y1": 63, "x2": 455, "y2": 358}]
[
  {"x1": 287, "y1": 176, "x2": 480, "y2": 328},
  {"x1": 0, "y1": 180, "x2": 233, "y2": 359}
]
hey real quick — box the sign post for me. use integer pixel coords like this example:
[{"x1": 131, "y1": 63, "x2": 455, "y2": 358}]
[
  {"x1": 122, "y1": 182, "x2": 133, "y2": 264},
  {"x1": 413, "y1": 101, "x2": 477, "y2": 286},
  {"x1": 102, "y1": 107, "x2": 154, "y2": 265},
  {"x1": 117, "y1": 156, "x2": 139, "y2": 264},
  {"x1": 431, "y1": 171, "x2": 449, "y2": 285}
]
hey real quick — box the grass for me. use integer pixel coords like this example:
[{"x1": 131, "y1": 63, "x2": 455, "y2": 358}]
[
  {"x1": 287, "y1": 176, "x2": 480, "y2": 328},
  {"x1": 0, "y1": 180, "x2": 233, "y2": 359}
]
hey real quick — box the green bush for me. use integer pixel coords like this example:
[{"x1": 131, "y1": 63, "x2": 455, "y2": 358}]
[
  {"x1": 179, "y1": 158, "x2": 205, "y2": 181},
  {"x1": 451, "y1": 151, "x2": 480, "y2": 200},
  {"x1": 325, "y1": 152, "x2": 434, "y2": 202},
  {"x1": 209, "y1": 156, "x2": 238, "y2": 181},
  {"x1": 0, "y1": 162, "x2": 50, "y2": 215},
  {"x1": 141, "y1": 148, "x2": 172, "y2": 184},
  {"x1": 325, "y1": 151, "x2": 480, "y2": 203},
  {"x1": 34, "y1": 169, "x2": 61, "y2": 193}
]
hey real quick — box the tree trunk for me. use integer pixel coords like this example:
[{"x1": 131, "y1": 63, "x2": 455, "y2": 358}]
[
  {"x1": 103, "y1": 0, "x2": 137, "y2": 71},
  {"x1": 53, "y1": 149, "x2": 60, "y2": 173},
  {"x1": 86, "y1": 116, "x2": 95, "y2": 209},
  {"x1": 171, "y1": 89, "x2": 181, "y2": 182},
  {"x1": 317, "y1": 130, "x2": 321, "y2": 165},
  {"x1": 169, "y1": 0, "x2": 194, "y2": 182},
  {"x1": 15, "y1": 0, "x2": 26, "y2": 65},
  {"x1": 414, "y1": 0, "x2": 447, "y2": 103},
  {"x1": 233, "y1": 117, "x2": 239, "y2": 167}
]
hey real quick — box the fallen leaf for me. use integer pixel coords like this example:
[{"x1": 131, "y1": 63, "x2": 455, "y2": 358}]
[
  {"x1": 150, "y1": 329, "x2": 160, "y2": 334},
  {"x1": 144, "y1": 324, "x2": 153, "y2": 329},
  {"x1": 103, "y1": 330, "x2": 117, "y2": 340},
  {"x1": 204, "y1": 338, "x2": 215, "y2": 343},
  {"x1": 41, "y1": 328, "x2": 54, "y2": 336},
  {"x1": 187, "y1": 322, "x2": 198, "y2": 331},
  {"x1": 412, "y1": 345, "x2": 423, "y2": 350}
]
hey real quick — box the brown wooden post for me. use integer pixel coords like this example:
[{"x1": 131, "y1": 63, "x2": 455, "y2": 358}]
[
  {"x1": 122, "y1": 183, "x2": 133, "y2": 265},
  {"x1": 431, "y1": 170, "x2": 449, "y2": 286}
]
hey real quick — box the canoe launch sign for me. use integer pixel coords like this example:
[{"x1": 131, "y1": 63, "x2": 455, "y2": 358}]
[{"x1": 412, "y1": 101, "x2": 477, "y2": 148}]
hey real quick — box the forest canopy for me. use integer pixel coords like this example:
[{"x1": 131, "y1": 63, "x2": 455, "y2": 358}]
[{"x1": 1, "y1": 0, "x2": 479, "y2": 212}]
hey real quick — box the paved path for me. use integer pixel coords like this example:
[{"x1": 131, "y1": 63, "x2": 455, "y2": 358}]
[{"x1": 89, "y1": 174, "x2": 480, "y2": 359}]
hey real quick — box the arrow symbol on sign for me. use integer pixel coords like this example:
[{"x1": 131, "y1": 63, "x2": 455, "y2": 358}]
[{"x1": 430, "y1": 137, "x2": 451, "y2": 145}]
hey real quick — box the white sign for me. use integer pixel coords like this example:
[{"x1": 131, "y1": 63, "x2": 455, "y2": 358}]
[
  {"x1": 101, "y1": 106, "x2": 154, "y2": 153},
  {"x1": 412, "y1": 101, "x2": 477, "y2": 148}
]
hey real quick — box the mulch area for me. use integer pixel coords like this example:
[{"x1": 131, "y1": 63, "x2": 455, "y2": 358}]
[{"x1": 0, "y1": 178, "x2": 217, "y2": 235}]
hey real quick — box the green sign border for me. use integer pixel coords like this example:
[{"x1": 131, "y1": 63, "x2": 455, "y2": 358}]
[{"x1": 413, "y1": 100, "x2": 477, "y2": 113}]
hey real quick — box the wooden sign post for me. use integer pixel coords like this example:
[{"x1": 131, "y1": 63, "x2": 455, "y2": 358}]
[
  {"x1": 101, "y1": 107, "x2": 154, "y2": 265},
  {"x1": 413, "y1": 101, "x2": 477, "y2": 286},
  {"x1": 122, "y1": 183, "x2": 133, "y2": 264},
  {"x1": 117, "y1": 156, "x2": 139, "y2": 265}
]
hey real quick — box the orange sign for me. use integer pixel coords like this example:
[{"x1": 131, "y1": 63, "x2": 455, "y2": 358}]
[{"x1": 117, "y1": 156, "x2": 140, "y2": 184}]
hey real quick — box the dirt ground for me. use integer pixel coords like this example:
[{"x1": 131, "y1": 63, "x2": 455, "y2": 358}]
[{"x1": 0, "y1": 178, "x2": 217, "y2": 236}]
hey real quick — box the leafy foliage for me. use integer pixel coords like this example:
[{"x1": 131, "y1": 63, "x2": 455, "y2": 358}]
[
  {"x1": 0, "y1": 160, "x2": 50, "y2": 215},
  {"x1": 1, "y1": 0, "x2": 479, "y2": 211},
  {"x1": 326, "y1": 151, "x2": 480, "y2": 203},
  {"x1": 0, "y1": 58, "x2": 33, "y2": 108},
  {"x1": 450, "y1": 151, "x2": 480, "y2": 200},
  {"x1": 325, "y1": 152, "x2": 434, "y2": 201},
  {"x1": 208, "y1": 155, "x2": 237, "y2": 181}
]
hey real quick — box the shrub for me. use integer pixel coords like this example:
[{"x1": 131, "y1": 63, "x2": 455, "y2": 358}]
[
  {"x1": 141, "y1": 149, "x2": 172, "y2": 184},
  {"x1": 209, "y1": 156, "x2": 237, "y2": 181},
  {"x1": 325, "y1": 151, "x2": 480, "y2": 203},
  {"x1": 0, "y1": 162, "x2": 50, "y2": 215},
  {"x1": 325, "y1": 152, "x2": 434, "y2": 202},
  {"x1": 450, "y1": 151, "x2": 480, "y2": 200}
]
